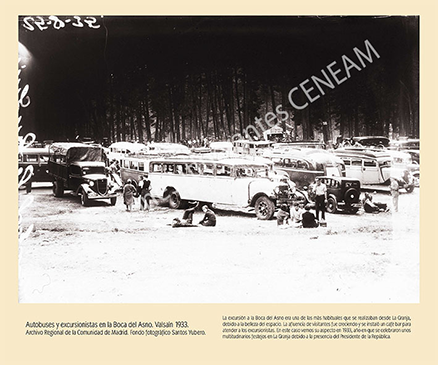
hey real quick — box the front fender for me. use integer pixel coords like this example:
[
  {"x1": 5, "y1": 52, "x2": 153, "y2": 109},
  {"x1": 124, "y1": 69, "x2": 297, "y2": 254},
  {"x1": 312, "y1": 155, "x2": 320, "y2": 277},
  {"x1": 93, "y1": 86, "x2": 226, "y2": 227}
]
[{"x1": 79, "y1": 183, "x2": 94, "y2": 195}]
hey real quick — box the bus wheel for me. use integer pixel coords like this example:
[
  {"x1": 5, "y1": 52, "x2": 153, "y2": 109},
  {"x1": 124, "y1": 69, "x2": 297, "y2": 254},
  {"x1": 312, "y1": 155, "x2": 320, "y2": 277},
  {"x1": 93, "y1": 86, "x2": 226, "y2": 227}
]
[
  {"x1": 255, "y1": 196, "x2": 275, "y2": 220},
  {"x1": 169, "y1": 191, "x2": 182, "y2": 209},
  {"x1": 53, "y1": 180, "x2": 64, "y2": 197}
]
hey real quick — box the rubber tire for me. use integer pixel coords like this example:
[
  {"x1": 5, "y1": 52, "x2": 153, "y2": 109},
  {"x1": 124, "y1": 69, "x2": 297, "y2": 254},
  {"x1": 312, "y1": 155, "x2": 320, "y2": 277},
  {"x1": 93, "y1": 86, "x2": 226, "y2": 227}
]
[
  {"x1": 53, "y1": 180, "x2": 64, "y2": 197},
  {"x1": 255, "y1": 196, "x2": 275, "y2": 220},
  {"x1": 326, "y1": 196, "x2": 338, "y2": 214},
  {"x1": 344, "y1": 188, "x2": 360, "y2": 206},
  {"x1": 110, "y1": 197, "x2": 117, "y2": 206},
  {"x1": 405, "y1": 184, "x2": 415, "y2": 193},
  {"x1": 80, "y1": 191, "x2": 89, "y2": 207},
  {"x1": 169, "y1": 191, "x2": 182, "y2": 209}
]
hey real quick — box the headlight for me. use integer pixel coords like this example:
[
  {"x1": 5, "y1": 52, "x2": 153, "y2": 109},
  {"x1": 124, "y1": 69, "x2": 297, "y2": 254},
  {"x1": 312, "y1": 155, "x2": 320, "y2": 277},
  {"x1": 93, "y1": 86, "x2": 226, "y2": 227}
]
[{"x1": 89, "y1": 181, "x2": 94, "y2": 187}]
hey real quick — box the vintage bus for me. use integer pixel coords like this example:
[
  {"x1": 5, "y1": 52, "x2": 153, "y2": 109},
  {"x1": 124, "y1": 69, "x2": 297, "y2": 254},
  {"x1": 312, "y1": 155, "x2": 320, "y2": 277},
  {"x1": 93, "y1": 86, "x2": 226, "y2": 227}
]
[
  {"x1": 334, "y1": 149, "x2": 415, "y2": 192},
  {"x1": 18, "y1": 146, "x2": 51, "y2": 185},
  {"x1": 121, "y1": 157, "x2": 296, "y2": 220},
  {"x1": 232, "y1": 140, "x2": 274, "y2": 156}
]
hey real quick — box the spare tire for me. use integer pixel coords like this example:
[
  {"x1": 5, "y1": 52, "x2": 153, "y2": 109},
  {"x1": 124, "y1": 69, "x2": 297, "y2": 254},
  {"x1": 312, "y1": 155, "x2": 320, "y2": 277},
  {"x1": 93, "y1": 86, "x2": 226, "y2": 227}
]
[{"x1": 344, "y1": 188, "x2": 360, "y2": 206}]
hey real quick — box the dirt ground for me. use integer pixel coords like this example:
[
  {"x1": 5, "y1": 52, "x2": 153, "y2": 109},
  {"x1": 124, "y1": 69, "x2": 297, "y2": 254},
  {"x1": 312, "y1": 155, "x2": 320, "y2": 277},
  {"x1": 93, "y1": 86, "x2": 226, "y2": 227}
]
[{"x1": 18, "y1": 185, "x2": 419, "y2": 303}]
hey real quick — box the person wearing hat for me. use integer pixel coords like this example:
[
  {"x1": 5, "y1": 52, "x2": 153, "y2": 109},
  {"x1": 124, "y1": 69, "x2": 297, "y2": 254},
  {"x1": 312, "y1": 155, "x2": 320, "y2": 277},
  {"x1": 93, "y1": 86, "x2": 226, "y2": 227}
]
[{"x1": 123, "y1": 179, "x2": 136, "y2": 212}]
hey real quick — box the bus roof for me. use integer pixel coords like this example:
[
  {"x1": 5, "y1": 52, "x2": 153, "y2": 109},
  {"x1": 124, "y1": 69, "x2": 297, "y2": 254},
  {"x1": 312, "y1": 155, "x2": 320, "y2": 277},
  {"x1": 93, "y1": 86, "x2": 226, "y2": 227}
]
[
  {"x1": 148, "y1": 157, "x2": 270, "y2": 167},
  {"x1": 334, "y1": 148, "x2": 392, "y2": 159}
]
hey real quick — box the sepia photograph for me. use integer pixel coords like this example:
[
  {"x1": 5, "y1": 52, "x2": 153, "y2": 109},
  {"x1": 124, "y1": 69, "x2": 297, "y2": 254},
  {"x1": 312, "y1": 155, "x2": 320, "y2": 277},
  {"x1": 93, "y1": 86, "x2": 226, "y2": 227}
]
[{"x1": 18, "y1": 16, "x2": 419, "y2": 303}]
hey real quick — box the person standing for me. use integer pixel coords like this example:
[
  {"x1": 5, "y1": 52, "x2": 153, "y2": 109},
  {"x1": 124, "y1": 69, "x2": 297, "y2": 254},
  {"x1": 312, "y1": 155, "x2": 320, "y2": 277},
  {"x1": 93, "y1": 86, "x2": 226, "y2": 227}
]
[
  {"x1": 390, "y1": 177, "x2": 400, "y2": 212},
  {"x1": 313, "y1": 179, "x2": 327, "y2": 222},
  {"x1": 123, "y1": 179, "x2": 136, "y2": 212},
  {"x1": 138, "y1": 174, "x2": 152, "y2": 211},
  {"x1": 199, "y1": 205, "x2": 217, "y2": 226}
]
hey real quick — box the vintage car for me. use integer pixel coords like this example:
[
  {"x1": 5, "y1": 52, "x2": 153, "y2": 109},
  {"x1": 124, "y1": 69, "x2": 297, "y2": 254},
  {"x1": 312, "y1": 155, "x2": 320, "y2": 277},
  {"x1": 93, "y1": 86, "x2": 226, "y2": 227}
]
[
  {"x1": 300, "y1": 176, "x2": 362, "y2": 214},
  {"x1": 48, "y1": 143, "x2": 118, "y2": 206},
  {"x1": 142, "y1": 157, "x2": 297, "y2": 220}
]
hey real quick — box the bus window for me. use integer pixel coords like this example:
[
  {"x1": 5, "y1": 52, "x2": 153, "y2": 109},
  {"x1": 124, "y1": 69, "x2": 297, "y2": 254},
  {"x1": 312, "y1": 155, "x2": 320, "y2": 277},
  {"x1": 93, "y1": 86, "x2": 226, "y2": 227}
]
[
  {"x1": 254, "y1": 167, "x2": 268, "y2": 178},
  {"x1": 364, "y1": 160, "x2": 377, "y2": 167},
  {"x1": 129, "y1": 161, "x2": 137, "y2": 170},
  {"x1": 216, "y1": 164, "x2": 231, "y2": 177},
  {"x1": 138, "y1": 161, "x2": 145, "y2": 171},
  {"x1": 200, "y1": 163, "x2": 214, "y2": 176},
  {"x1": 351, "y1": 159, "x2": 362, "y2": 166},
  {"x1": 150, "y1": 163, "x2": 163, "y2": 173},
  {"x1": 164, "y1": 164, "x2": 174, "y2": 173},
  {"x1": 344, "y1": 159, "x2": 351, "y2": 165},
  {"x1": 236, "y1": 167, "x2": 252, "y2": 178},
  {"x1": 187, "y1": 163, "x2": 200, "y2": 175},
  {"x1": 175, "y1": 164, "x2": 187, "y2": 174}
]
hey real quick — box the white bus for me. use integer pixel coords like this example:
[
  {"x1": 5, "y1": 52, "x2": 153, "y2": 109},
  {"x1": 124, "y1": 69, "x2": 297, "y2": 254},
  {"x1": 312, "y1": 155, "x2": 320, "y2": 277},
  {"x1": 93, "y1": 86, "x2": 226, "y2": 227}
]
[
  {"x1": 232, "y1": 140, "x2": 274, "y2": 156},
  {"x1": 334, "y1": 149, "x2": 415, "y2": 192},
  {"x1": 121, "y1": 157, "x2": 297, "y2": 220}
]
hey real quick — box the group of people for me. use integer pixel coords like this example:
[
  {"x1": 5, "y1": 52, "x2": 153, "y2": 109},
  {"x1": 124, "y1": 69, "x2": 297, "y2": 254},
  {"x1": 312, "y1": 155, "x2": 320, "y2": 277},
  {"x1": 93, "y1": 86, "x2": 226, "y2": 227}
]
[
  {"x1": 277, "y1": 203, "x2": 321, "y2": 228},
  {"x1": 276, "y1": 179, "x2": 328, "y2": 228},
  {"x1": 122, "y1": 176, "x2": 218, "y2": 228},
  {"x1": 172, "y1": 202, "x2": 217, "y2": 228},
  {"x1": 122, "y1": 174, "x2": 152, "y2": 212}
]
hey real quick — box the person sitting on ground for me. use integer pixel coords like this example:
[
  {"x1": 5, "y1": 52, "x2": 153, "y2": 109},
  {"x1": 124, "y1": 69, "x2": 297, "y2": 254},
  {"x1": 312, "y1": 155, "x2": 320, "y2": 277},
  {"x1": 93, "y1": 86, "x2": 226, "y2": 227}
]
[
  {"x1": 276, "y1": 204, "x2": 290, "y2": 226},
  {"x1": 199, "y1": 205, "x2": 217, "y2": 227},
  {"x1": 290, "y1": 202, "x2": 304, "y2": 227},
  {"x1": 362, "y1": 192, "x2": 388, "y2": 213},
  {"x1": 302, "y1": 205, "x2": 319, "y2": 228},
  {"x1": 181, "y1": 201, "x2": 199, "y2": 224}
]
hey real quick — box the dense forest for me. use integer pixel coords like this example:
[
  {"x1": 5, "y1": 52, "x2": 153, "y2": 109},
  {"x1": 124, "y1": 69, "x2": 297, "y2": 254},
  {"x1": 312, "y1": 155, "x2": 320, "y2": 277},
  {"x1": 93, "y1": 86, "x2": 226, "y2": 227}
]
[{"x1": 18, "y1": 16, "x2": 419, "y2": 145}]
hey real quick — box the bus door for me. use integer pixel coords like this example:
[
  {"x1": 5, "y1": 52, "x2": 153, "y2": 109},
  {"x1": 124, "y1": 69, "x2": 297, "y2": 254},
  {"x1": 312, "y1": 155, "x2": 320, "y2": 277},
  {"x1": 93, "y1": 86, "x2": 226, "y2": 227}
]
[
  {"x1": 346, "y1": 158, "x2": 363, "y2": 182},
  {"x1": 362, "y1": 159, "x2": 380, "y2": 184},
  {"x1": 212, "y1": 164, "x2": 233, "y2": 204}
]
